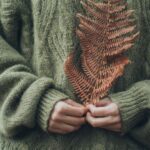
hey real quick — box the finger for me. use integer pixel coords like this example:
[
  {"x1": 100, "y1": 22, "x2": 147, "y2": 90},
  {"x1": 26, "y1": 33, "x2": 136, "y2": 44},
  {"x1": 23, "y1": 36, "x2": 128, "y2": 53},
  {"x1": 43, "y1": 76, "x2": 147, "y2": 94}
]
[
  {"x1": 95, "y1": 99, "x2": 112, "y2": 107},
  {"x1": 51, "y1": 113, "x2": 86, "y2": 126},
  {"x1": 86, "y1": 112, "x2": 121, "y2": 128},
  {"x1": 65, "y1": 100, "x2": 88, "y2": 114},
  {"x1": 55, "y1": 102, "x2": 87, "y2": 117},
  {"x1": 64, "y1": 104, "x2": 87, "y2": 116},
  {"x1": 49, "y1": 121, "x2": 80, "y2": 133},
  {"x1": 65, "y1": 99, "x2": 84, "y2": 107},
  {"x1": 87, "y1": 103, "x2": 119, "y2": 117},
  {"x1": 63, "y1": 116, "x2": 86, "y2": 126}
]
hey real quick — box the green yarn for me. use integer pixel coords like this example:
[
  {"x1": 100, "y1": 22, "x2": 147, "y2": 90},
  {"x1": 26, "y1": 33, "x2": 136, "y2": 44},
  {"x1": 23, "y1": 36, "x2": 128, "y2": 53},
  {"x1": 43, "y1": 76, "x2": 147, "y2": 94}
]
[{"x1": 0, "y1": 0, "x2": 149, "y2": 149}]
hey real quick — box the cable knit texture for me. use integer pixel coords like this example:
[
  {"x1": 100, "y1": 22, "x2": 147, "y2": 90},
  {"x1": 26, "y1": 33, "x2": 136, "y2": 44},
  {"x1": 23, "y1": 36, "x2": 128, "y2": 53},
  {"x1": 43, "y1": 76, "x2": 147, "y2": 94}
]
[{"x1": 0, "y1": 0, "x2": 150, "y2": 149}]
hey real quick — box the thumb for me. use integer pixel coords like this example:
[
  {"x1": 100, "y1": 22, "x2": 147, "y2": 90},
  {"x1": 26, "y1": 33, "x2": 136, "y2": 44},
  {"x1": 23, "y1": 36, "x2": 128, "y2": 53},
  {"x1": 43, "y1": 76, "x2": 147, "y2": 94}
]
[
  {"x1": 65, "y1": 99, "x2": 88, "y2": 115},
  {"x1": 65, "y1": 99, "x2": 84, "y2": 108},
  {"x1": 95, "y1": 97, "x2": 112, "y2": 107}
]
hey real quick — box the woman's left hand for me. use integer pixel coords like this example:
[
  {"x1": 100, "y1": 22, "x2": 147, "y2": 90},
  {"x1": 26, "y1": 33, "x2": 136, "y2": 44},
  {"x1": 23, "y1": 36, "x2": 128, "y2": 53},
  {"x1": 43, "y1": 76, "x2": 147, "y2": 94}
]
[{"x1": 86, "y1": 97, "x2": 122, "y2": 132}]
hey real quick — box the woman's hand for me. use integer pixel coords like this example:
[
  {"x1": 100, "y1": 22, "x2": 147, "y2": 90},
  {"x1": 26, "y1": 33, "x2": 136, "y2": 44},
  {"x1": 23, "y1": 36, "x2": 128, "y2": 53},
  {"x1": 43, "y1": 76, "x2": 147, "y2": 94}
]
[
  {"x1": 86, "y1": 97, "x2": 122, "y2": 132},
  {"x1": 48, "y1": 99, "x2": 88, "y2": 134}
]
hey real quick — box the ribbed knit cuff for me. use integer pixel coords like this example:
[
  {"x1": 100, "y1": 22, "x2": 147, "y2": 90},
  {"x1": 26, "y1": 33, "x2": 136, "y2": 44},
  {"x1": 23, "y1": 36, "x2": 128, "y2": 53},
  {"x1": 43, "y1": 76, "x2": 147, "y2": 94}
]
[
  {"x1": 109, "y1": 84, "x2": 148, "y2": 134},
  {"x1": 37, "y1": 89, "x2": 69, "y2": 132}
]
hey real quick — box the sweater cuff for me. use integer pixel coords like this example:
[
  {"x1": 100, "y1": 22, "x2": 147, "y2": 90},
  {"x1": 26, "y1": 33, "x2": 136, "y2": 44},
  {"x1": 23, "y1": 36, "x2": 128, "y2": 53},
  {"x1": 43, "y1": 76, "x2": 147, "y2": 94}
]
[
  {"x1": 37, "y1": 89, "x2": 69, "y2": 132},
  {"x1": 109, "y1": 84, "x2": 148, "y2": 134}
]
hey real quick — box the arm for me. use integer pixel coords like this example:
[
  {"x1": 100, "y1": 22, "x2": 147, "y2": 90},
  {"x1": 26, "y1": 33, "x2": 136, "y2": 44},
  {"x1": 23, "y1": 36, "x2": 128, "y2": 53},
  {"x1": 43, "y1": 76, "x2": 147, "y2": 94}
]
[
  {"x1": 108, "y1": 2, "x2": 150, "y2": 147},
  {"x1": 109, "y1": 80, "x2": 150, "y2": 148},
  {"x1": 0, "y1": 35, "x2": 69, "y2": 137}
]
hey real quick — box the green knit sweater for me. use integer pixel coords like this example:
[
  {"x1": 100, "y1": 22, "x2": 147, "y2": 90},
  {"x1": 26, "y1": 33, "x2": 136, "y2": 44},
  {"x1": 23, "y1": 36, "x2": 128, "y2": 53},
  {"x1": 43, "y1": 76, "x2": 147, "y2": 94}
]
[{"x1": 0, "y1": 0, "x2": 150, "y2": 149}]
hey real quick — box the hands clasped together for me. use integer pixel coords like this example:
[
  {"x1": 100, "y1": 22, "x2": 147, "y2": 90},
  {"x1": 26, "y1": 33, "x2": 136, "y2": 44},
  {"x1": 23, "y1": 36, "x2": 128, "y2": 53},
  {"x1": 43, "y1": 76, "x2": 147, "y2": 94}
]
[{"x1": 48, "y1": 98, "x2": 122, "y2": 134}]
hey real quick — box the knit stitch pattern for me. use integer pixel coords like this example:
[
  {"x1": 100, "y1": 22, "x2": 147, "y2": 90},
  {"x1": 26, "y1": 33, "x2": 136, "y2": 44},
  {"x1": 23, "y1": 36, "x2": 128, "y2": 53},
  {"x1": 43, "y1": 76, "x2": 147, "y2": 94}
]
[{"x1": 0, "y1": 0, "x2": 149, "y2": 149}]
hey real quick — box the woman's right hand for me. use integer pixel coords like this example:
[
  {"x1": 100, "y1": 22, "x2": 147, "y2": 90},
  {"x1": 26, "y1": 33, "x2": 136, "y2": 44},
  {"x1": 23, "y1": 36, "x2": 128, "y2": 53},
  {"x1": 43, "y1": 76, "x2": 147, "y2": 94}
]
[{"x1": 48, "y1": 99, "x2": 88, "y2": 134}]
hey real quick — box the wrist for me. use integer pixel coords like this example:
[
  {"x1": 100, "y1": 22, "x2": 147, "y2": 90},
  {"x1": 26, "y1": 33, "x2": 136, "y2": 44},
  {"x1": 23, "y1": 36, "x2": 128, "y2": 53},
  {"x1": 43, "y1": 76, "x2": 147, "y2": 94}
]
[{"x1": 37, "y1": 89, "x2": 69, "y2": 132}]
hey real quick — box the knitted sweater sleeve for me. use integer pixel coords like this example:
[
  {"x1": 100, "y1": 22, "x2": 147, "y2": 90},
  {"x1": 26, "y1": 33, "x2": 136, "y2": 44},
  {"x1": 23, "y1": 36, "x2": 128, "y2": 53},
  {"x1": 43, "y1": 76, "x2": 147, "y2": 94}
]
[
  {"x1": 109, "y1": 80, "x2": 150, "y2": 148},
  {"x1": 0, "y1": 6, "x2": 69, "y2": 138},
  {"x1": 108, "y1": 8, "x2": 150, "y2": 148},
  {"x1": 0, "y1": 35, "x2": 70, "y2": 137}
]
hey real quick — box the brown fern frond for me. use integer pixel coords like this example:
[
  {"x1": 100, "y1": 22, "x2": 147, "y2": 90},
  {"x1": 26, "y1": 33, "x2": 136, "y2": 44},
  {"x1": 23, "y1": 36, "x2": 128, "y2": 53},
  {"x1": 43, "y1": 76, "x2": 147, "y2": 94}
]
[{"x1": 64, "y1": 0, "x2": 139, "y2": 105}]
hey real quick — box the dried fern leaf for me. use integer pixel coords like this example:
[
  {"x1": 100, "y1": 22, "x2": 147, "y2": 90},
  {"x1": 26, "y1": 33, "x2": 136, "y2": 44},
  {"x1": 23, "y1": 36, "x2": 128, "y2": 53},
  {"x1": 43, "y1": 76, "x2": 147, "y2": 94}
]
[{"x1": 64, "y1": 0, "x2": 139, "y2": 105}]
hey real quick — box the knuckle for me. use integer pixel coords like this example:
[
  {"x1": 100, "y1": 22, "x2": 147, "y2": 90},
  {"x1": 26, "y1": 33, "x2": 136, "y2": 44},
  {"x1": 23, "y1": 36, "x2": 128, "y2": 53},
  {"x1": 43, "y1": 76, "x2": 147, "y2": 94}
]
[
  {"x1": 55, "y1": 104, "x2": 63, "y2": 113},
  {"x1": 51, "y1": 113, "x2": 59, "y2": 121},
  {"x1": 79, "y1": 110, "x2": 84, "y2": 116},
  {"x1": 107, "y1": 104, "x2": 117, "y2": 115},
  {"x1": 112, "y1": 104, "x2": 119, "y2": 114},
  {"x1": 55, "y1": 102, "x2": 66, "y2": 114},
  {"x1": 61, "y1": 104, "x2": 68, "y2": 112},
  {"x1": 110, "y1": 107, "x2": 117, "y2": 115}
]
